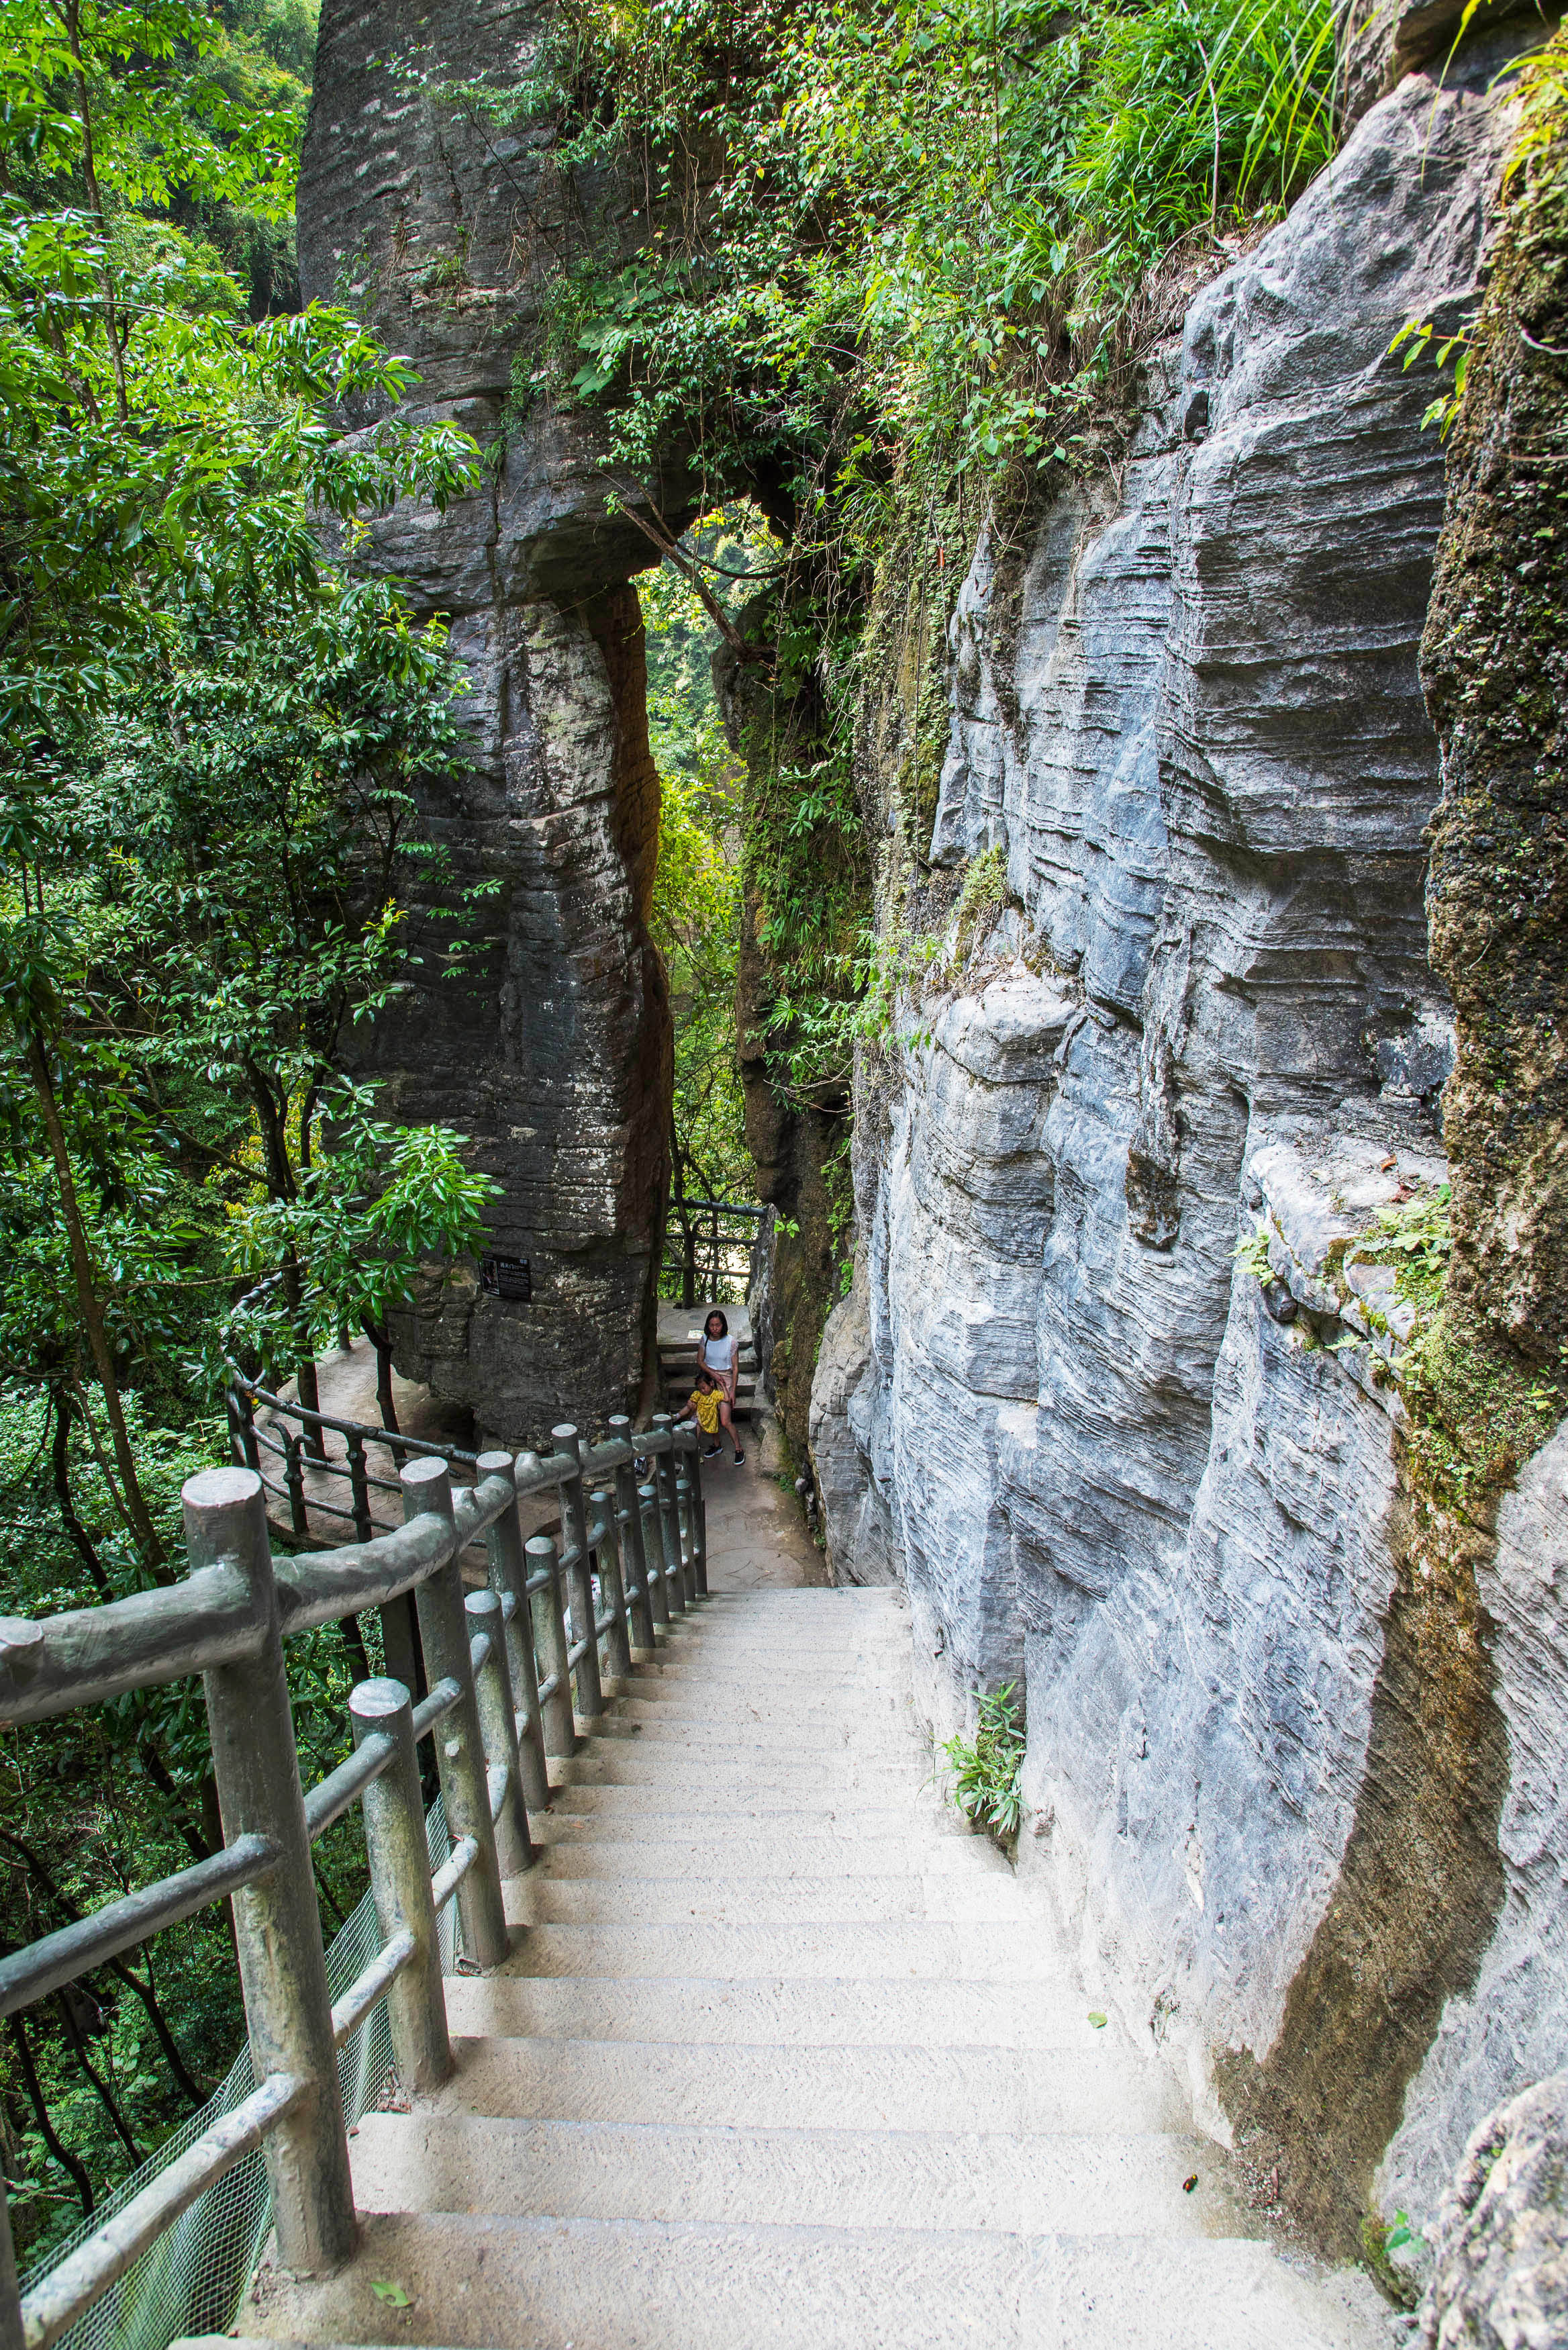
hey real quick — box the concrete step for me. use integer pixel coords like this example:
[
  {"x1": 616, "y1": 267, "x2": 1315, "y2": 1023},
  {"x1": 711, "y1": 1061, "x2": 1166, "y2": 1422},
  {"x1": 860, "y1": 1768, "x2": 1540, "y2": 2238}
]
[
  {"x1": 547, "y1": 1752, "x2": 924, "y2": 1793},
  {"x1": 697, "y1": 1590, "x2": 895, "y2": 1605},
  {"x1": 432, "y1": 2034, "x2": 1187, "y2": 2134},
  {"x1": 505, "y1": 1874, "x2": 1031, "y2": 1927},
  {"x1": 542, "y1": 1783, "x2": 941, "y2": 1826},
  {"x1": 590, "y1": 1713, "x2": 916, "y2": 1740},
  {"x1": 442, "y1": 1972, "x2": 1103, "y2": 2050},
  {"x1": 345, "y1": 2110, "x2": 1226, "y2": 2235},
  {"x1": 660, "y1": 1625, "x2": 907, "y2": 1650},
  {"x1": 499, "y1": 1920, "x2": 1063, "y2": 1981},
  {"x1": 526, "y1": 1802, "x2": 965, "y2": 1843},
  {"x1": 245, "y1": 2212, "x2": 1380, "y2": 2350},
  {"x1": 583, "y1": 1707, "x2": 920, "y2": 1744},
  {"x1": 648, "y1": 1663, "x2": 907, "y2": 1685},
  {"x1": 610, "y1": 1684, "x2": 912, "y2": 1709},
  {"x1": 571, "y1": 1734, "x2": 929, "y2": 1771},
  {"x1": 605, "y1": 1670, "x2": 909, "y2": 1697},
  {"x1": 533, "y1": 1834, "x2": 1004, "y2": 1877},
  {"x1": 599, "y1": 1712, "x2": 922, "y2": 1746}
]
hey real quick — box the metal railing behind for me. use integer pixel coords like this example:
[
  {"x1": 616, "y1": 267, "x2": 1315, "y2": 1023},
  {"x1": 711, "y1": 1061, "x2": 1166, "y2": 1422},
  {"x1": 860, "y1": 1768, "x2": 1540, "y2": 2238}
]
[
  {"x1": 0, "y1": 1411, "x2": 707, "y2": 2350},
  {"x1": 663, "y1": 1196, "x2": 767, "y2": 1309}
]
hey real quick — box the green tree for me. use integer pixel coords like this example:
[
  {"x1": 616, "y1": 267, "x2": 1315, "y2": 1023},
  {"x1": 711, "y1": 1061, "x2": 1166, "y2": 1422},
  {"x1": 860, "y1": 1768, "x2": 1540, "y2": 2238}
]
[
  {"x1": 642, "y1": 517, "x2": 760, "y2": 1293},
  {"x1": 0, "y1": 0, "x2": 481, "y2": 1534},
  {"x1": 226, "y1": 1090, "x2": 501, "y2": 1434}
]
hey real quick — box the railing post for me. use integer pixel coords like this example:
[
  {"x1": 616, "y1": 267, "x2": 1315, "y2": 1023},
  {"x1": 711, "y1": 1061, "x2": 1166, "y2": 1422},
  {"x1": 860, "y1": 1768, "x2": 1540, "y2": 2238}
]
[
  {"x1": 675, "y1": 1464, "x2": 698, "y2": 1607},
  {"x1": 184, "y1": 1466, "x2": 356, "y2": 2275},
  {"x1": 553, "y1": 1425, "x2": 603, "y2": 1719},
  {"x1": 639, "y1": 1482, "x2": 670, "y2": 1628},
  {"x1": 283, "y1": 1431, "x2": 309, "y2": 1544},
  {"x1": 347, "y1": 1432, "x2": 373, "y2": 1543},
  {"x1": 401, "y1": 1458, "x2": 509, "y2": 1970},
  {"x1": 226, "y1": 1381, "x2": 258, "y2": 1474},
  {"x1": 528, "y1": 1534, "x2": 575, "y2": 1756},
  {"x1": 379, "y1": 1593, "x2": 423, "y2": 1707},
  {"x1": 589, "y1": 1486, "x2": 633, "y2": 1683},
  {"x1": 609, "y1": 1416, "x2": 656, "y2": 1654},
  {"x1": 481, "y1": 1451, "x2": 550, "y2": 1813},
  {"x1": 350, "y1": 1677, "x2": 452, "y2": 2096},
  {"x1": 686, "y1": 1437, "x2": 709, "y2": 1598},
  {"x1": 466, "y1": 1588, "x2": 532, "y2": 1877},
  {"x1": 652, "y1": 1418, "x2": 686, "y2": 1615}
]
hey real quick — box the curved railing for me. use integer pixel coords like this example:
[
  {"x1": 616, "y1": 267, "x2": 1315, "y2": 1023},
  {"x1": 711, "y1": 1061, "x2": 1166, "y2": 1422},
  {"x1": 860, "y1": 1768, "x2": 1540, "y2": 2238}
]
[
  {"x1": 224, "y1": 1362, "x2": 478, "y2": 1553},
  {"x1": 0, "y1": 1411, "x2": 707, "y2": 2350}
]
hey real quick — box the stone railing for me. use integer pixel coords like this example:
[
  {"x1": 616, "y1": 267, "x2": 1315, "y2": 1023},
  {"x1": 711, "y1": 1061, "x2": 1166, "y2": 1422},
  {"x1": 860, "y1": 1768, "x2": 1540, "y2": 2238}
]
[{"x1": 0, "y1": 1417, "x2": 707, "y2": 2350}]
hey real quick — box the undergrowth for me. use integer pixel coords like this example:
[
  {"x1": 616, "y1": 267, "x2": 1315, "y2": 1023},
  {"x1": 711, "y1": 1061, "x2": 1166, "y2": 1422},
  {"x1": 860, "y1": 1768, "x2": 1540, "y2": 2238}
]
[
  {"x1": 942, "y1": 1683, "x2": 1026, "y2": 1844},
  {"x1": 1238, "y1": 1182, "x2": 1567, "y2": 1511},
  {"x1": 952, "y1": 844, "x2": 1010, "y2": 959},
  {"x1": 400, "y1": 0, "x2": 1343, "y2": 1111}
]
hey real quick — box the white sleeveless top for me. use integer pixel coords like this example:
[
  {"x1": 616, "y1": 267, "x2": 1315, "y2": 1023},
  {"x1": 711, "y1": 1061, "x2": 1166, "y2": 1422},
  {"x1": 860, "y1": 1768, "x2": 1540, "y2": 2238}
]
[{"x1": 700, "y1": 1333, "x2": 738, "y2": 1376}]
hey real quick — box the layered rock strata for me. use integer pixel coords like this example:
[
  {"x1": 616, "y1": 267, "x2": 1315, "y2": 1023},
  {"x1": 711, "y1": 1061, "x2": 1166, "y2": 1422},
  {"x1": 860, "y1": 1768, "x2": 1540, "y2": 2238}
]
[
  {"x1": 299, "y1": 0, "x2": 690, "y2": 1440},
  {"x1": 812, "y1": 28, "x2": 1568, "y2": 2261}
]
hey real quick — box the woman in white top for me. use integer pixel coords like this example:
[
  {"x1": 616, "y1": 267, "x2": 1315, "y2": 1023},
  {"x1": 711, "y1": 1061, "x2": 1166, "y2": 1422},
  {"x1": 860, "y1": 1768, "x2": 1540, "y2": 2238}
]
[{"x1": 698, "y1": 1310, "x2": 745, "y2": 1466}]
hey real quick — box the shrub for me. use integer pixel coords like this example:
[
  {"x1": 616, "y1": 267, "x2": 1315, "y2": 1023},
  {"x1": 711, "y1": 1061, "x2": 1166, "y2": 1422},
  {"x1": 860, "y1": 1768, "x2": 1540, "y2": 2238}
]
[{"x1": 942, "y1": 1683, "x2": 1026, "y2": 1841}]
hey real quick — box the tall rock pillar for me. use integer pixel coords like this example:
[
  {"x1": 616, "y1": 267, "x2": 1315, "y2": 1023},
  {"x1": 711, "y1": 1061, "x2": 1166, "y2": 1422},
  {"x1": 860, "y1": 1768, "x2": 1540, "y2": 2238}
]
[{"x1": 299, "y1": 0, "x2": 691, "y2": 1441}]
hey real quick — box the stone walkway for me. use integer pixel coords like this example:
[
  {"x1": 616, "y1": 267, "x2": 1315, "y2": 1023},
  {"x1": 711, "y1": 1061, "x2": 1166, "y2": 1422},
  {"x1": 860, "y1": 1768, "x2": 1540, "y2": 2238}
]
[
  {"x1": 264, "y1": 1339, "x2": 823, "y2": 1589},
  {"x1": 700, "y1": 1433, "x2": 826, "y2": 1591},
  {"x1": 240, "y1": 1578, "x2": 1379, "y2": 2350}
]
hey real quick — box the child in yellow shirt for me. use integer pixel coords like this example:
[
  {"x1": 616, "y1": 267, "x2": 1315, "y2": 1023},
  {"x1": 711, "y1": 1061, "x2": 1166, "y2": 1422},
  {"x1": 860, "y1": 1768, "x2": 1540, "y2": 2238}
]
[{"x1": 675, "y1": 1367, "x2": 724, "y2": 1453}]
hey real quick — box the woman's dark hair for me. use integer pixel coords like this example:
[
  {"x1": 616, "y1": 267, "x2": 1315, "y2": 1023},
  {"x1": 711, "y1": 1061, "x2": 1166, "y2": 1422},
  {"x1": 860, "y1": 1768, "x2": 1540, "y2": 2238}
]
[{"x1": 704, "y1": 1310, "x2": 729, "y2": 1337}]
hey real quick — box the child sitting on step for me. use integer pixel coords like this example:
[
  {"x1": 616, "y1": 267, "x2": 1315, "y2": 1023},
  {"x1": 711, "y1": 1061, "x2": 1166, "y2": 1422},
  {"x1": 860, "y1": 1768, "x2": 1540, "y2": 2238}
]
[{"x1": 675, "y1": 1366, "x2": 725, "y2": 1458}]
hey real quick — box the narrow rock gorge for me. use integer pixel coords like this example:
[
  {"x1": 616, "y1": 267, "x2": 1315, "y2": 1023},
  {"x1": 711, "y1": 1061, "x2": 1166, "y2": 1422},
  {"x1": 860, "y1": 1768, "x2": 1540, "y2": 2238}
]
[{"x1": 298, "y1": 0, "x2": 1568, "y2": 2294}]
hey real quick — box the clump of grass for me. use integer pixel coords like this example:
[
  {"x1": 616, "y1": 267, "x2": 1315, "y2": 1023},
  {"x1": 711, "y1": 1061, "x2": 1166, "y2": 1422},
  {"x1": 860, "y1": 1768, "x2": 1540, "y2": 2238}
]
[
  {"x1": 952, "y1": 844, "x2": 1009, "y2": 960},
  {"x1": 1344, "y1": 1182, "x2": 1452, "y2": 1315},
  {"x1": 942, "y1": 1683, "x2": 1025, "y2": 1842}
]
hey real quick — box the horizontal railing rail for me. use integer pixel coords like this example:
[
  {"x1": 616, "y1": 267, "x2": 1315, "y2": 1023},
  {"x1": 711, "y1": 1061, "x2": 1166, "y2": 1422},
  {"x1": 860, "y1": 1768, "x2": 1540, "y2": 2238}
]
[{"x1": 0, "y1": 1405, "x2": 707, "y2": 2350}]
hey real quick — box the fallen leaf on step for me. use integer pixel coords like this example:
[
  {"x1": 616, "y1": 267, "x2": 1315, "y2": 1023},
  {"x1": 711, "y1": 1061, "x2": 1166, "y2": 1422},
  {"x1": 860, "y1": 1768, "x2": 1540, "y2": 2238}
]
[
  {"x1": 371, "y1": 2281, "x2": 413, "y2": 2308},
  {"x1": 1087, "y1": 2011, "x2": 1107, "y2": 2028},
  {"x1": 1183, "y1": 2175, "x2": 1199, "y2": 2194}
]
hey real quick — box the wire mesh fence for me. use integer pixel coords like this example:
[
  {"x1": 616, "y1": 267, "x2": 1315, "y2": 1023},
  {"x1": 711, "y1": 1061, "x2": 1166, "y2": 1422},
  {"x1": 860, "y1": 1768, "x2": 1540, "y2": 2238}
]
[{"x1": 22, "y1": 1797, "x2": 458, "y2": 2350}]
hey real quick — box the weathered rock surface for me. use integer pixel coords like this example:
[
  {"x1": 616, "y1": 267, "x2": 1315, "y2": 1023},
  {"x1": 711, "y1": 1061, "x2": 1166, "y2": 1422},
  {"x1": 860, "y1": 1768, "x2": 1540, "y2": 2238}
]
[
  {"x1": 812, "y1": 26, "x2": 1568, "y2": 2259},
  {"x1": 300, "y1": 0, "x2": 694, "y2": 1441},
  {"x1": 1418, "y1": 78, "x2": 1568, "y2": 1369},
  {"x1": 1417, "y1": 2072, "x2": 1568, "y2": 2347}
]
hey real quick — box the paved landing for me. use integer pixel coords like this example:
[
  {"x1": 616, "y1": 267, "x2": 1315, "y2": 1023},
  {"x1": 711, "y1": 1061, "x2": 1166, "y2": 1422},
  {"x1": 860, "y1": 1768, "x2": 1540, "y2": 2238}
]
[{"x1": 701, "y1": 1439, "x2": 825, "y2": 1591}]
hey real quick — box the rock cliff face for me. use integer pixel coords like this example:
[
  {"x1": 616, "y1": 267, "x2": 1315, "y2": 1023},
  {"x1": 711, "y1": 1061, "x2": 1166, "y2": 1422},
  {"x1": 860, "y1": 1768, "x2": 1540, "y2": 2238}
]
[
  {"x1": 299, "y1": 0, "x2": 693, "y2": 1443},
  {"x1": 811, "y1": 25, "x2": 1568, "y2": 2261}
]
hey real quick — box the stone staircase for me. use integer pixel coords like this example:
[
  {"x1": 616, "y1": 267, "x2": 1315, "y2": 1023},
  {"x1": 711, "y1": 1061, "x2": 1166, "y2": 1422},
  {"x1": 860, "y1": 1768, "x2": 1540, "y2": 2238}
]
[
  {"x1": 240, "y1": 1587, "x2": 1381, "y2": 2350},
  {"x1": 655, "y1": 1302, "x2": 761, "y2": 1419}
]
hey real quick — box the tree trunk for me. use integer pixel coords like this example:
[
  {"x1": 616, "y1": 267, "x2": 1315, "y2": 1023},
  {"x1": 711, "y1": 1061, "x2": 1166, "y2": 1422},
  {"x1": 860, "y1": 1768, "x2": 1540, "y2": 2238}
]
[
  {"x1": 25, "y1": 1029, "x2": 168, "y2": 1579},
  {"x1": 363, "y1": 1322, "x2": 407, "y2": 1468},
  {"x1": 7, "y1": 2014, "x2": 92, "y2": 2218},
  {"x1": 283, "y1": 1256, "x2": 326, "y2": 1462},
  {"x1": 50, "y1": 1392, "x2": 110, "y2": 1596}
]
